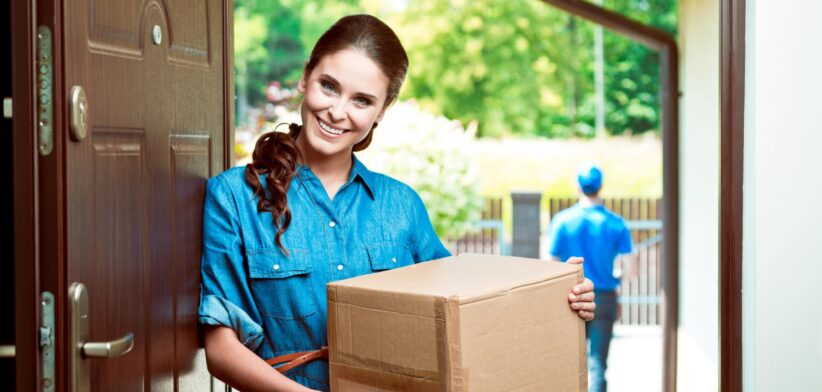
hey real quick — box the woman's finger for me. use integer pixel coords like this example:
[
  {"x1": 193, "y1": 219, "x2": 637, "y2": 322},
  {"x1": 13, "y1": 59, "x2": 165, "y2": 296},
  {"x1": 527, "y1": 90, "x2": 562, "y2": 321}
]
[
  {"x1": 571, "y1": 301, "x2": 596, "y2": 312},
  {"x1": 577, "y1": 310, "x2": 595, "y2": 321},
  {"x1": 568, "y1": 291, "x2": 595, "y2": 303},
  {"x1": 573, "y1": 278, "x2": 595, "y2": 294}
]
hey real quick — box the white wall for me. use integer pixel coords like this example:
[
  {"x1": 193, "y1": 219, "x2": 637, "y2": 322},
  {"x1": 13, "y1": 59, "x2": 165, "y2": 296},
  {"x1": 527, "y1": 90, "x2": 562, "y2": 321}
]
[
  {"x1": 744, "y1": 1, "x2": 822, "y2": 390},
  {"x1": 678, "y1": 0, "x2": 720, "y2": 390}
]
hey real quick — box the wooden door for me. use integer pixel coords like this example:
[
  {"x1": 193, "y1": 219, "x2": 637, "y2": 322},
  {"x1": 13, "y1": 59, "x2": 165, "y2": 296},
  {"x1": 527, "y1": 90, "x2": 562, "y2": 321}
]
[{"x1": 61, "y1": 0, "x2": 230, "y2": 390}]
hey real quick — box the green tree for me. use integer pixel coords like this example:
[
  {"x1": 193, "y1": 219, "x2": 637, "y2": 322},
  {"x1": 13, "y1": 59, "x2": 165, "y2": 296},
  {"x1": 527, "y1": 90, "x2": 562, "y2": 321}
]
[
  {"x1": 391, "y1": 0, "x2": 593, "y2": 137},
  {"x1": 234, "y1": 0, "x2": 677, "y2": 137},
  {"x1": 390, "y1": 0, "x2": 676, "y2": 137},
  {"x1": 597, "y1": 0, "x2": 678, "y2": 135},
  {"x1": 234, "y1": 0, "x2": 364, "y2": 124}
]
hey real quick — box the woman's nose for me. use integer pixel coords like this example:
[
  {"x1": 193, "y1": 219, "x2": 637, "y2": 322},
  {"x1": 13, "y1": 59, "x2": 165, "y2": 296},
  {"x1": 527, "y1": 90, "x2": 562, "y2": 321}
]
[{"x1": 327, "y1": 100, "x2": 346, "y2": 122}]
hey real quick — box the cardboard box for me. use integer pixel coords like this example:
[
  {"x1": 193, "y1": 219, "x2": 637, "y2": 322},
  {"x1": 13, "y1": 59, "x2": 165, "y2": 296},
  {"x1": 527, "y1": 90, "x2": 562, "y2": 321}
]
[{"x1": 327, "y1": 253, "x2": 587, "y2": 391}]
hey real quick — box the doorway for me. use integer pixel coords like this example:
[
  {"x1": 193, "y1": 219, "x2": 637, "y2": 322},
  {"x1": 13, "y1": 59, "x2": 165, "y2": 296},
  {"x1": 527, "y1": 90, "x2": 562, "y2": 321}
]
[{"x1": 232, "y1": 1, "x2": 678, "y2": 390}]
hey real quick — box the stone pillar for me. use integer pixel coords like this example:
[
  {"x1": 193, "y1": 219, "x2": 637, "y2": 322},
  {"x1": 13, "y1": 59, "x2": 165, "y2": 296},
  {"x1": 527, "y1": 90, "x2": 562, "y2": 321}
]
[{"x1": 511, "y1": 192, "x2": 542, "y2": 259}]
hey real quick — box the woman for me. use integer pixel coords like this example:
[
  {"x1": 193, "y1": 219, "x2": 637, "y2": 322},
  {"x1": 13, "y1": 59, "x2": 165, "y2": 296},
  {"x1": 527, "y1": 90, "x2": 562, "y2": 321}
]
[{"x1": 199, "y1": 14, "x2": 596, "y2": 392}]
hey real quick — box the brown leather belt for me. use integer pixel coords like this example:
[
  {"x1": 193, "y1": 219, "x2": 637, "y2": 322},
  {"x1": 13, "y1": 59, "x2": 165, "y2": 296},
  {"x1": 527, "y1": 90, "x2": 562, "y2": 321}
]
[{"x1": 265, "y1": 346, "x2": 329, "y2": 373}]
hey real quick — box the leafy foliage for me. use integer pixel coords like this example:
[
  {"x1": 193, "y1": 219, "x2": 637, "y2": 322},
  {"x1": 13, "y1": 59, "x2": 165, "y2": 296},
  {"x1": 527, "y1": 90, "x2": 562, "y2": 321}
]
[
  {"x1": 234, "y1": 0, "x2": 364, "y2": 112},
  {"x1": 233, "y1": 0, "x2": 677, "y2": 137},
  {"x1": 357, "y1": 101, "x2": 484, "y2": 240},
  {"x1": 598, "y1": 0, "x2": 678, "y2": 135},
  {"x1": 393, "y1": 1, "x2": 591, "y2": 137},
  {"x1": 236, "y1": 100, "x2": 484, "y2": 240}
]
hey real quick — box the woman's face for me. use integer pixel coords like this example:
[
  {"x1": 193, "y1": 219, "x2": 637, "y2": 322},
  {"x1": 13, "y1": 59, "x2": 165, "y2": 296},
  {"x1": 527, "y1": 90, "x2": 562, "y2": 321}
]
[{"x1": 297, "y1": 48, "x2": 390, "y2": 161}]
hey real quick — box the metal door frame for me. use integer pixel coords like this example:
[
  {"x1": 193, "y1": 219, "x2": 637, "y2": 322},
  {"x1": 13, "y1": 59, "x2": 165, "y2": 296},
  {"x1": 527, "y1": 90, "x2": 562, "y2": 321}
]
[{"x1": 539, "y1": 1, "x2": 680, "y2": 391}]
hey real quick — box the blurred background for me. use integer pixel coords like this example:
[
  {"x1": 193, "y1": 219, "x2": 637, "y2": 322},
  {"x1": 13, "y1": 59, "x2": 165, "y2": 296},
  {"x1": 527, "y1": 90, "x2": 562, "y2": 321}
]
[
  {"x1": 233, "y1": 0, "x2": 673, "y2": 234},
  {"x1": 234, "y1": 1, "x2": 676, "y2": 389}
]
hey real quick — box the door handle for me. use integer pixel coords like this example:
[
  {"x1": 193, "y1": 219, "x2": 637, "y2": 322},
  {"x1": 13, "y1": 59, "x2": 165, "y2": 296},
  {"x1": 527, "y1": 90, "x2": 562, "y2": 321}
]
[
  {"x1": 82, "y1": 332, "x2": 134, "y2": 358},
  {"x1": 69, "y1": 282, "x2": 135, "y2": 392}
]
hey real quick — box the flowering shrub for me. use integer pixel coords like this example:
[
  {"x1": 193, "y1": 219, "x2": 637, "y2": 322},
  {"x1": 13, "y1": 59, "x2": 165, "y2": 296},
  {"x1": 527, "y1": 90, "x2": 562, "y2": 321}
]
[
  {"x1": 358, "y1": 101, "x2": 483, "y2": 240},
  {"x1": 235, "y1": 91, "x2": 301, "y2": 166},
  {"x1": 236, "y1": 99, "x2": 483, "y2": 241}
]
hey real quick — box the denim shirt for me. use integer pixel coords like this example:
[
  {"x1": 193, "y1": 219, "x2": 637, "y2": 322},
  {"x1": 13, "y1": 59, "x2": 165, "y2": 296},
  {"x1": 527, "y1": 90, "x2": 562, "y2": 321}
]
[{"x1": 198, "y1": 156, "x2": 451, "y2": 390}]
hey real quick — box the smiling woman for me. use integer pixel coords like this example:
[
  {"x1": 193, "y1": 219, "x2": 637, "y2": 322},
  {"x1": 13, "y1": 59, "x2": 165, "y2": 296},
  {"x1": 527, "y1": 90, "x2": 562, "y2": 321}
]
[
  {"x1": 296, "y1": 49, "x2": 391, "y2": 187},
  {"x1": 199, "y1": 14, "x2": 596, "y2": 392}
]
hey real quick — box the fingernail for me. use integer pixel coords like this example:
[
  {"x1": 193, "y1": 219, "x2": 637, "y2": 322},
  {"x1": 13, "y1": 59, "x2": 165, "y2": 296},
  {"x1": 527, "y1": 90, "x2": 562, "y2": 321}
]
[
  {"x1": 573, "y1": 287, "x2": 581, "y2": 294},
  {"x1": 569, "y1": 294, "x2": 576, "y2": 301},
  {"x1": 572, "y1": 303, "x2": 580, "y2": 309}
]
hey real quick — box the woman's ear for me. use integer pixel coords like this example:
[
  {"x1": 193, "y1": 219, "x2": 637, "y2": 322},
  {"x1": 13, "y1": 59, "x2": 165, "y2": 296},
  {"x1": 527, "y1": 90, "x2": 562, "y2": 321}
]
[
  {"x1": 375, "y1": 107, "x2": 387, "y2": 124},
  {"x1": 298, "y1": 62, "x2": 311, "y2": 93},
  {"x1": 297, "y1": 73, "x2": 307, "y2": 93},
  {"x1": 375, "y1": 99, "x2": 392, "y2": 123}
]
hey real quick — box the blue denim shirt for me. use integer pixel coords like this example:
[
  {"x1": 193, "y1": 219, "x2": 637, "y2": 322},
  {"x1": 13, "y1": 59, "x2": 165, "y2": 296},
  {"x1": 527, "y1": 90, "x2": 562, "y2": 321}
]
[{"x1": 198, "y1": 156, "x2": 450, "y2": 390}]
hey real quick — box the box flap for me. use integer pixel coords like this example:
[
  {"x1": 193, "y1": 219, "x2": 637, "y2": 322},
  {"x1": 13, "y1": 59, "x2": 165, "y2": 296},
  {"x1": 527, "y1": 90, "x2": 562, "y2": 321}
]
[{"x1": 328, "y1": 253, "x2": 581, "y2": 304}]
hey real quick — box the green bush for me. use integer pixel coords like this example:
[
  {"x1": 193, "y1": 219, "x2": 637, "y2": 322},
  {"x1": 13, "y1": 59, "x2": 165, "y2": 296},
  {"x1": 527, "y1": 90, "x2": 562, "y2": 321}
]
[
  {"x1": 358, "y1": 101, "x2": 484, "y2": 240},
  {"x1": 236, "y1": 100, "x2": 484, "y2": 241}
]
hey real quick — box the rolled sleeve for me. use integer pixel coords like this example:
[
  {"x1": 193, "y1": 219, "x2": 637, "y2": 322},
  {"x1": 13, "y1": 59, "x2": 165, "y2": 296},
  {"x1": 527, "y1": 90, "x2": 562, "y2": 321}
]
[
  {"x1": 198, "y1": 175, "x2": 264, "y2": 351},
  {"x1": 199, "y1": 294, "x2": 263, "y2": 350}
]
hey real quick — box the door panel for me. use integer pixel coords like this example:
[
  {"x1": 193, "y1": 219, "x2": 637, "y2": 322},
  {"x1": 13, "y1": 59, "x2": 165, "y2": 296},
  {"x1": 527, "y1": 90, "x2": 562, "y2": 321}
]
[
  {"x1": 87, "y1": 0, "x2": 146, "y2": 57},
  {"x1": 87, "y1": 129, "x2": 148, "y2": 391},
  {"x1": 166, "y1": 1, "x2": 211, "y2": 66},
  {"x1": 64, "y1": 0, "x2": 225, "y2": 389}
]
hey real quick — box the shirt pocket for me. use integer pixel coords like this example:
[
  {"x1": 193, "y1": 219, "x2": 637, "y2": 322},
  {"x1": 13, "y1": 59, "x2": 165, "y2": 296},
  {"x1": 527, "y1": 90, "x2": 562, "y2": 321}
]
[
  {"x1": 246, "y1": 248, "x2": 317, "y2": 320},
  {"x1": 366, "y1": 242, "x2": 415, "y2": 272}
]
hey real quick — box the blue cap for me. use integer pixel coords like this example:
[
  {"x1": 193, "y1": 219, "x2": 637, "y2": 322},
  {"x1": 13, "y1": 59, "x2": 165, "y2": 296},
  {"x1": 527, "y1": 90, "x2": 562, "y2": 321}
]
[{"x1": 577, "y1": 165, "x2": 603, "y2": 194}]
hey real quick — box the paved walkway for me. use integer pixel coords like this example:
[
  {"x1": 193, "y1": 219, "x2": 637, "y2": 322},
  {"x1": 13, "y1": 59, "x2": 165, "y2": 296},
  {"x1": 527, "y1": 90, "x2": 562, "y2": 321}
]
[{"x1": 604, "y1": 325, "x2": 663, "y2": 392}]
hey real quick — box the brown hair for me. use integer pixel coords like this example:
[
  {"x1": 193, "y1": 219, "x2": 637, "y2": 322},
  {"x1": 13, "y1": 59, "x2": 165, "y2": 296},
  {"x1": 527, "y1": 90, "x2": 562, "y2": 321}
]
[{"x1": 245, "y1": 15, "x2": 409, "y2": 252}]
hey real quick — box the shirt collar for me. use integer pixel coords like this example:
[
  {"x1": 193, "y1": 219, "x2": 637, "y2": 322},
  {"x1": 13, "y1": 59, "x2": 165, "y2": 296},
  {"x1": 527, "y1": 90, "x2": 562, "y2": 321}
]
[
  {"x1": 350, "y1": 155, "x2": 377, "y2": 199},
  {"x1": 576, "y1": 202, "x2": 606, "y2": 211},
  {"x1": 295, "y1": 155, "x2": 377, "y2": 199}
]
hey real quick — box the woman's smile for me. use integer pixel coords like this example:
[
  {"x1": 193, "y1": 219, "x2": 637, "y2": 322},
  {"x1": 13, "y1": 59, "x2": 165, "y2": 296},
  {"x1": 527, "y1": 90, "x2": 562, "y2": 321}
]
[{"x1": 316, "y1": 116, "x2": 346, "y2": 136}]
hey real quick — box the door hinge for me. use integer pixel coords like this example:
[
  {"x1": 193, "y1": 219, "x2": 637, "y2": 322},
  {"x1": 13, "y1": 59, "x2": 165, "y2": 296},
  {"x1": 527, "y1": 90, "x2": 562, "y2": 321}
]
[
  {"x1": 36, "y1": 26, "x2": 53, "y2": 156},
  {"x1": 40, "y1": 291, "x2": 55, "y2": 392}
]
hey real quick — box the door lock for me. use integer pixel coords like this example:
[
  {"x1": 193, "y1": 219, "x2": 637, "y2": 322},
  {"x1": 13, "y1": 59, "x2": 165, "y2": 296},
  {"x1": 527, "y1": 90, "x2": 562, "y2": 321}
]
[{"x1": 69, "y1": 86, "x2": 88, "y2": 141}]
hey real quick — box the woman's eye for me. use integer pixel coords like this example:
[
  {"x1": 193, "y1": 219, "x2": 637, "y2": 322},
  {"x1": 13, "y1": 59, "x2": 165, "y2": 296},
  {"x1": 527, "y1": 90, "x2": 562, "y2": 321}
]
[
  {"x1": 354, "y1": 97, "x2": 372, "y2": 106},
  {"x1": 321, "y1": 82, "x2": 337, "y2": 93}
]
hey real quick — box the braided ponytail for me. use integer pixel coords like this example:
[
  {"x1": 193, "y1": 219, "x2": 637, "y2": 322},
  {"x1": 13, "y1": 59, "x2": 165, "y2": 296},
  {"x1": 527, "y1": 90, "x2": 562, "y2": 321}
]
[{"x1": 244, "y1": 124, "x2": 302, "y2": 253}]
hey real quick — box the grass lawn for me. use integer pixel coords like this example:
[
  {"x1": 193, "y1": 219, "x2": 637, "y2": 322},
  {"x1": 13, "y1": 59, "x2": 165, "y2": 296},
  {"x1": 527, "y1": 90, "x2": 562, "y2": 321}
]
[{"x1": 474, "y1": 135, "x2": 662, "y2": 198}]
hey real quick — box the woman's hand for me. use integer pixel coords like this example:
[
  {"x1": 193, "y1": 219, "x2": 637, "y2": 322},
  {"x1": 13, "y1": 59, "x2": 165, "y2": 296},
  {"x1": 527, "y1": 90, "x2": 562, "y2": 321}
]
[{"x1": 566, "y1": 257, "x2": 596, "y2": 321}]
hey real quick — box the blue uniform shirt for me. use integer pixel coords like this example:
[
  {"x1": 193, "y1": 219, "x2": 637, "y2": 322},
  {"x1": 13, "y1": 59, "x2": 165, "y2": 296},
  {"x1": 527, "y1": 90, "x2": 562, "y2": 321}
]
[
  {"x1": 198, "y1": 156, "x2": 450, "y2": 390},
  {"x1": 548, "y1": 204, "x2": 632, "y2": 291}
]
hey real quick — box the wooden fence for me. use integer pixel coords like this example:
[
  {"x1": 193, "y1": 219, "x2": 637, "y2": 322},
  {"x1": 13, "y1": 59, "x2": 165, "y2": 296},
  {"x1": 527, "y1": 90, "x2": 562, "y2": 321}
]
[
  {"x1": 449, "y1": 198, "x2": 662, "y2": 325},
  {"x1": 451, "y1": 197, "x2": 662, "y2": 326},
  {"x1": 451, "y1": 198, "x2": 504, "y2": 255},
  {"x1": 549, "y1": 198, "x2": 663, "y2": 326}
]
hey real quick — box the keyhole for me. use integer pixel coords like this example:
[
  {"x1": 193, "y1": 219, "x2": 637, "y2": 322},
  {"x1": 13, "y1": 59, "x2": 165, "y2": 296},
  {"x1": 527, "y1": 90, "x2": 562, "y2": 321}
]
[{"x1": 79, "y1": 101, "x2": 86, "y2": 125}]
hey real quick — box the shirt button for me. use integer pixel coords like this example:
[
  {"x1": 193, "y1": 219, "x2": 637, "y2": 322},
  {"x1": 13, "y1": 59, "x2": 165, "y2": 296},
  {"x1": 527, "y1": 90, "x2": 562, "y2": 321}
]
[
  {"x1": 273, "y1": 264, "x2": 280, "y2": 270},
  {"x1": 337, "y1": 264, "x2": 344, "y2": 271},
  {"x1": 329, "y1": 221, "x2": 336, "y2": 228},
  {"x1": 391, "y1": 257, "x2": 397, "y2": 263}
]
